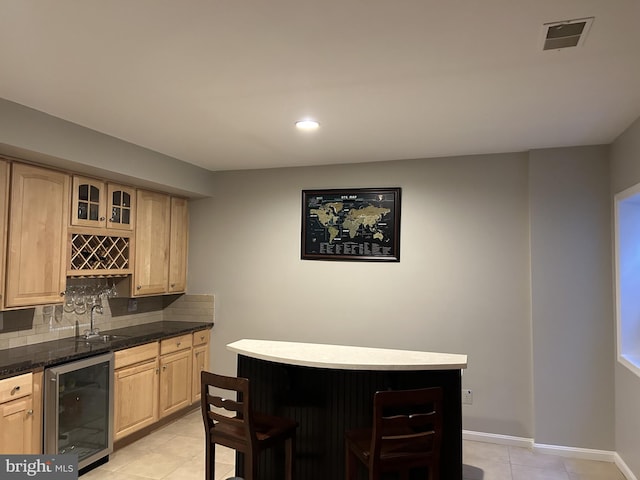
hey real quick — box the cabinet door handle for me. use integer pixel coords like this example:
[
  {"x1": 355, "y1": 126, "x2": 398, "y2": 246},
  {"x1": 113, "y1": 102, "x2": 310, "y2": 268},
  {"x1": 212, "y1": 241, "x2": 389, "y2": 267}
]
[
  {"x1": 170, "y1": 283, "x2": 176, "y2": 288},
  {"x1": 162, "y1": 365, "x2": 167, "y2": 371},
  {"x1": 200, "y1": 336, "x2": 205, "y2": 341},
  {"x1": 137, "y1": 285, "x2": 142, "y2": 290},
  {"x1": 155, "y1": 368, "x2": 159, "y2": 374},
  {"x1": 27, "y1": 409, "x2": 33, "y2": 416},
  {"x1": 99, "y1": 216, "x2": 106, "y2": 221}
]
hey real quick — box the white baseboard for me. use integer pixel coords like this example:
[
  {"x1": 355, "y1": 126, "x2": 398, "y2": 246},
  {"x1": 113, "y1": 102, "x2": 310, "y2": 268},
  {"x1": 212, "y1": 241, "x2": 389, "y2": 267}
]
[
  {"x1": 615, "y1": 453, "x2": 639, "y2": 480},
  {"x1": 533, "y1": 442, "x2": 615, "y2": 462},
  {"x1": 463, "y1": 430, "x2": 638, "y2": 480},
  {"x1": 463, "y1": 430, "x2": 533, "y2": 449}
]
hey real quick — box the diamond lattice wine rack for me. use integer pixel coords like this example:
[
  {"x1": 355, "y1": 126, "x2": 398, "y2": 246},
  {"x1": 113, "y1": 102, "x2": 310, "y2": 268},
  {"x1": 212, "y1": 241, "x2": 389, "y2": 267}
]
[{"x1": 68, "y1": 230, "x2": 132, "y2": 277}]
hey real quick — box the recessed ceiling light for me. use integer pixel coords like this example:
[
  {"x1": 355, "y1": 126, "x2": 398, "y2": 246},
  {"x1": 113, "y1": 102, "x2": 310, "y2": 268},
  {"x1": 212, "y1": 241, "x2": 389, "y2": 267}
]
[{"x1": 295, "y1": 120, "x2": 320, "y2": 130}]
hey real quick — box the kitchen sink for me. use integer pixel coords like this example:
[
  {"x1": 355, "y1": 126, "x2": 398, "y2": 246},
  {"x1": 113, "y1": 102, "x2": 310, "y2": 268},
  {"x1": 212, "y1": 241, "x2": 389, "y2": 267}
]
[{"x1": 75, "y1": 334, "x2": 129, "y2": 344}]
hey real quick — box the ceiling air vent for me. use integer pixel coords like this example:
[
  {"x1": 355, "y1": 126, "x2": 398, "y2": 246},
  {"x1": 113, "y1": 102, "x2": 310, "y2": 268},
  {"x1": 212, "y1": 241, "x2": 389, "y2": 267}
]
[{"x1": 542, "y1": 17, "x2": 594, "y2": 50}]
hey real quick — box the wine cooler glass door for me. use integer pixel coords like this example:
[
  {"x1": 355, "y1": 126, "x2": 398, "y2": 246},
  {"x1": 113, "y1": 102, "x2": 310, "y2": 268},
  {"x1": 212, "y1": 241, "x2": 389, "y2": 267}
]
[{"x1": 45, "y1": 353, "x2": 114, "y2": 470}]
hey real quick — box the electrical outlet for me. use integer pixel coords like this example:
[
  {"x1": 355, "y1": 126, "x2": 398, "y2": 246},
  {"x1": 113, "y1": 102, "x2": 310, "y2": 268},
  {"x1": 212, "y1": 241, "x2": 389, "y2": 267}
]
[
  {"x1": 127, "y1": 299, "x2": 138, "y2": 312},
  {"x1": 462, "y1": 389, "x2": 473, "y2": 405}
]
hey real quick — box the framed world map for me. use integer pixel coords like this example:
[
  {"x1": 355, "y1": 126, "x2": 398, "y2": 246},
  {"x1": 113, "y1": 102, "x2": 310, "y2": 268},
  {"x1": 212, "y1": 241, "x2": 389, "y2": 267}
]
[{"x1": 301, "y1": 188, "x2": 401, "y2": 261}]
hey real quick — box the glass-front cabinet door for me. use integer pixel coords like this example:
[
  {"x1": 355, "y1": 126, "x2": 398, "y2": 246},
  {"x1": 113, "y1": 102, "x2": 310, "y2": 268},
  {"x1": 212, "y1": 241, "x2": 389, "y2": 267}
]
[
  {"x1": 71, "y1": 176, "x2": 135, "y2": 231},
  {"x1": 107, "y1": 184, "x2": 135, "y2": 231},
  {"x1": 71, "y1": 176, "x2": 106, "y2": 228}
]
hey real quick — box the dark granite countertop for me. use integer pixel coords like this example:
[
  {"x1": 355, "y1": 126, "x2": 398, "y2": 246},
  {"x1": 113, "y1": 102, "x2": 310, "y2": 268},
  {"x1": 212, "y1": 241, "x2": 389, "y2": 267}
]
[{"x1": 0, "y1": 321, "x2": 213, "y2": 380}]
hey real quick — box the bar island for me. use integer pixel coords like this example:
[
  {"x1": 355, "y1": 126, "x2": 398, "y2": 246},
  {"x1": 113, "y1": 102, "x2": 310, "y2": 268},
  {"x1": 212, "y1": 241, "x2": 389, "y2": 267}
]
[{"x1": 227, "y1": 339, "x2": 468, "y2": 480}]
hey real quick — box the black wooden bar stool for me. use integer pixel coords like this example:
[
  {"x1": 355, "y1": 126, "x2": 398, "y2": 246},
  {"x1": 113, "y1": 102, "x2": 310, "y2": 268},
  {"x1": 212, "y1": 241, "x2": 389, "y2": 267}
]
[
  {"x1": 201, "y1": 370, "x2": 298, "y2": 480},
  {"x1": 345, "y1": 386, "x2": 443, "y2": 480}
]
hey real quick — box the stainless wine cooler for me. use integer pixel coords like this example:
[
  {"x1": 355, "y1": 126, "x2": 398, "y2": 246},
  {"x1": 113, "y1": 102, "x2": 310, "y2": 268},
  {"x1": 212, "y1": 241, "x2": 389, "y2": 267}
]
[{"x1": 44, "y1": 353, "x2": 114, "y2": 469}]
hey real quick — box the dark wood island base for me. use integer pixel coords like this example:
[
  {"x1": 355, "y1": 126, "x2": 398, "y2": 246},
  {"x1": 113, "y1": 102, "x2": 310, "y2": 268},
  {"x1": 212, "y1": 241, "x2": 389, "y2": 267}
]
[{"x1": 229, "y1": 340, "x2": 467, "y2": 480}]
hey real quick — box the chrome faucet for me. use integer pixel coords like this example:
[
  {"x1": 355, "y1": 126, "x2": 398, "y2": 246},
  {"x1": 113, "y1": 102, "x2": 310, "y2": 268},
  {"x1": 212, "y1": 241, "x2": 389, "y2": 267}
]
[{"x1": 84, "y1": 304, "x2": 103, "y2": 339}]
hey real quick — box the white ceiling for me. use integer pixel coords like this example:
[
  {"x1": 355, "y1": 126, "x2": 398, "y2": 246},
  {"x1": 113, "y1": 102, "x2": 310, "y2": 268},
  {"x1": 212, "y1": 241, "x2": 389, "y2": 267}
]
[{"x1": 1, "y1": 1, "x2": 639, "y2": 172}]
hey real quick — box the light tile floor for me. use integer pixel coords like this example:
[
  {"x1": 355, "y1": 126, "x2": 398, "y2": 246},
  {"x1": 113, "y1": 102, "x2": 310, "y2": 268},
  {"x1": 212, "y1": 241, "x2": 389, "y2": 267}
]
[
  {"x1": 80, "y1": 409, "x2": 235, "y2": 480},
  {"x1": 463, "y1": 440, "x2": 626, "y2": 480},
  {"x1": 80, "y1": 410, "x2": 627, "y2": 479}
]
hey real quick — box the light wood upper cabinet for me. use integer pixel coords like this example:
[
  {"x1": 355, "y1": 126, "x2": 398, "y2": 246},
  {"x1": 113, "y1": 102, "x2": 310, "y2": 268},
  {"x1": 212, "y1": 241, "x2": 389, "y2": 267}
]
[
  {"x1": 1, "y1": 161, "x2": 186, "y2": 308},
  {"x1": 133, "y1": 190, "x2": 189, "y2": 296},
  {"x1": 5, "y1": 163, "x2": 69, "y2": 308},
  {"x1": 71, "y1": 176, "x2": 135, "y2": 231},
  {"x1": 169, "y1": 197, "x2": 189, "y2": 293},
  {"x1": 0, "y1": 159, "x2": 8, "y2": 308},
  {"x1": 133, "y1": 190, "x2": 171, "y2": 296}
]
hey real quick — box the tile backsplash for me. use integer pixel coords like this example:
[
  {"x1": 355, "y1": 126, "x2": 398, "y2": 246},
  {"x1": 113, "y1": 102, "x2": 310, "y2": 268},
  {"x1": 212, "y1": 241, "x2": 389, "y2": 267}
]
[{"x1": 0, "y1": 293, "x2": 214, "y2": 350}]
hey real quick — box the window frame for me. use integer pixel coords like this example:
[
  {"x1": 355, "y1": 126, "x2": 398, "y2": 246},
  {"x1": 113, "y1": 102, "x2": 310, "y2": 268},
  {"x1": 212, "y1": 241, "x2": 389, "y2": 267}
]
[{"x1": 615, "y1": 181, "x2": 640, "y2": 378}]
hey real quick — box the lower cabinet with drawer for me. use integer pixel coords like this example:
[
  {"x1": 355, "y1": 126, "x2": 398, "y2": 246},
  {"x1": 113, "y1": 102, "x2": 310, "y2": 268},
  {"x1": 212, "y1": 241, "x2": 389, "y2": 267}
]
[
  {"x1": 114, "y1": 342, "x2": 160, "y2": 441},
  {"x1": 113, "y1": 330, "x2": 210, "y2": 442},
  {"x1": 0, "y1": 371, "x2": 42, "y2": 454},
  {"x1": 191, "y1": 329, "x2": 210, "y2": 404},
  {"x1": 159, "y1": 333, "x2": 192, "y2": 418}
]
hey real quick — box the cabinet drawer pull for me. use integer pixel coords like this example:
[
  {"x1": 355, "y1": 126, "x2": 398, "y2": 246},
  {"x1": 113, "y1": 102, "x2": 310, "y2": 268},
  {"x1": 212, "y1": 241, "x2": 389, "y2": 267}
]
[
  {"x1": 176, "y1": 342, "x2": 181, "y2": 347},
  {"x1": 11, "y1": 386, "x2": 20, "y2": 394}
]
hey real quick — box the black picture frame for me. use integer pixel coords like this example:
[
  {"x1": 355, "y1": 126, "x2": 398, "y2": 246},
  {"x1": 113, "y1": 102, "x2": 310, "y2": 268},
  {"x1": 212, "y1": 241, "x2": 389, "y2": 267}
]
[{"x1": 301, "y1": 188, "x2": 401, "y2": 262}]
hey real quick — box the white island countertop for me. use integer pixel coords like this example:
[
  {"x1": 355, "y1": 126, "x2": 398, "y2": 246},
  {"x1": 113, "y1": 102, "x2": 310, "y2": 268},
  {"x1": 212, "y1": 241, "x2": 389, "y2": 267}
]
[{"x1": 227, "y1": 339, "x2": 467, "y2": 371}]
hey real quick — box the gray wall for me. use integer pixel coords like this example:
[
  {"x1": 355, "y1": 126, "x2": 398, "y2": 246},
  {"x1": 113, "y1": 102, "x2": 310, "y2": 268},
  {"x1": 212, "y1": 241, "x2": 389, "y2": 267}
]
[
  {"x1": 0, "y1": 95, "x2": 627, "y2": 460},
  {"x1": 188, "y1": 148, "x2": 615, "y2": 447},
  {"x1": 0, "y1": 98, "x2": 215, "y2": 198},
  {"x1": 611, "y1": 116, "x2": 640, "y2": 476},
  {"x1": 529, "y1": 147, "x2": 614, "y2": 449}
]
